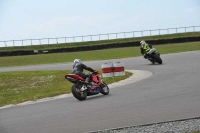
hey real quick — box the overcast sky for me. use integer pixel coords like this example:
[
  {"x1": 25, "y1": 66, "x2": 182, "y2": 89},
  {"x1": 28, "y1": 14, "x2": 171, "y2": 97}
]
[{"x1": 0, "y1": 0, "x2": 200, "y2": 47}]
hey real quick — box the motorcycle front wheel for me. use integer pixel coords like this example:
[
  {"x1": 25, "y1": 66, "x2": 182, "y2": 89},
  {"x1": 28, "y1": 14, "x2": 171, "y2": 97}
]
[
  {"x1": 100, "y1": 82, "x2": 109, "y2": 95},
  {"x1": 71, "y1": 84, "x2": 87, "y2": 101},
  {"x1": 153, "y1": 54, "x2": 162, "y2": 64}
]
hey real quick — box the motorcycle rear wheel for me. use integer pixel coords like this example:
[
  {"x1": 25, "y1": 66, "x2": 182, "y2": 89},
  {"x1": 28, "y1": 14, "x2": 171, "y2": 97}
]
[
  {"x1": 100, "y1": 82, "x2": 109, "y2": 95},
  {"x1": 71, "y1": 84, "x2": 87, "y2": 101}
]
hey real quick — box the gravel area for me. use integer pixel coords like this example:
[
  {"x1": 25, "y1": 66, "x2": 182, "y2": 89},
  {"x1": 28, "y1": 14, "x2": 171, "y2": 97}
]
[{"x1": 91, "y1": 118, "x2": 200, "y2": 133}]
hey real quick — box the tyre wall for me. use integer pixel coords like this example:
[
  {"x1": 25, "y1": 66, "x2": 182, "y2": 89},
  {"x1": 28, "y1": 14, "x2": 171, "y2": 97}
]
[{"x1": 0, "y1": 36, "x2": 199, "y2": 57}]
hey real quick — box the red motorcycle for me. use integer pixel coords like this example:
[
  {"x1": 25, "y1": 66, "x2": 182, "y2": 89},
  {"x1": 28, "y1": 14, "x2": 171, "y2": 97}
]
[{"x1": 65, "y1": 72, "x2": 109, "y2": 101}]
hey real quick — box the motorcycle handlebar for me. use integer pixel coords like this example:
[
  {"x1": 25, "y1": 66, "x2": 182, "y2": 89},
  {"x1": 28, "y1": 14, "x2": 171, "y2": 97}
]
[{"x1": 92, "y1": 71, "x2": 99, "y2": 74}]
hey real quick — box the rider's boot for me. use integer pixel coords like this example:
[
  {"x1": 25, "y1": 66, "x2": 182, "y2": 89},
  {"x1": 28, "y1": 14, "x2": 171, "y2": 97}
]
[
  {"x1": 85, "y1": 77, "x2": 90, "y2": 83},
  {"x1": 85, "y1": 76, "x2": 92, "y2": 85}
]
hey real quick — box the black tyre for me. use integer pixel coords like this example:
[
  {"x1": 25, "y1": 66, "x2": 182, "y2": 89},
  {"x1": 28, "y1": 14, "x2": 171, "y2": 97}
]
[
  {"x1": 148, "y1": 59, "x2": 155, "y2": 64},
  {"x1": 71, "y1": 84, "x2": 87, "y2": 101},
  {"x1": 153, "y1": 54, "x2": 162, "y2": 64},
  {"x1": 100, "y1": 82, "x2": 109, "y2": 95}
]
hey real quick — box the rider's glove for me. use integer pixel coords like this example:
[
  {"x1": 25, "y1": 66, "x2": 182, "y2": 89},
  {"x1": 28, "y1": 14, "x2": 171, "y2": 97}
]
[{"x1": 93, "y1": 70, "x2": 98, "y2": 74}]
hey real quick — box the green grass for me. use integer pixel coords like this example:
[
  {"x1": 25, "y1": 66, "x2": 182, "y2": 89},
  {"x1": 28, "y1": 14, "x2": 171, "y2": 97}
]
[
  {"x1": 0, "y1": 70, "x2": 132, "y2": 107},
  {"x1": 0, "y1": 32, "x2": 199, "y2": 52},
  {"x1": 0, "y1": 41, "x2": 200, "y2": 67},
  {"x1": 1, "y1": 40, "x2": 200, "y2": 107}
]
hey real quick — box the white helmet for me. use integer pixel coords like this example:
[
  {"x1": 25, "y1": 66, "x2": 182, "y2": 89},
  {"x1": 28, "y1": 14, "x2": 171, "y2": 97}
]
[
  {"x1": 140, "y1": 40, "x2": 146, "y2": 46},
  {"x1": 74, "y1": 59, "x2": 81, "y2": 63}
]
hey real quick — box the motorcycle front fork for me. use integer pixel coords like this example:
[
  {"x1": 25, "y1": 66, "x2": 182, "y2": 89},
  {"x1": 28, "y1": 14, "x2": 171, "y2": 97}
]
[{"x1": 148, "y1": 58, "x2": 155, "y2": 64}]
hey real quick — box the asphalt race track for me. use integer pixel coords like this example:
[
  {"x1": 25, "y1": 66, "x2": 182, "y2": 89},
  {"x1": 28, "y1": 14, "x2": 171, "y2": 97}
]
[{"x1": 0, "y1": 51, "x2": 200, "y2": 133}]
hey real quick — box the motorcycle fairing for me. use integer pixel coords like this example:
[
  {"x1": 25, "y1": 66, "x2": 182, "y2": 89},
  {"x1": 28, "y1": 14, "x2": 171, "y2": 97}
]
[
  {"x1": 65, "y1": 74, "x2": 85, "y2": 83},
  {"x1": 148, "y1": 48, "x2": 156, "y2": 55},
  {"x1": 92, "y1": 73, "x2": 101, "y2": 84}
]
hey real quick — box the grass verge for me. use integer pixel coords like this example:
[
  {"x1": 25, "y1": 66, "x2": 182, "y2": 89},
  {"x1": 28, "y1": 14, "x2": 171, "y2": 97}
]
[
  {"x1": 0, "y1": 70, "x2": 132, "y2": 107},
  {"x1": 0, "y1": 41, "x2": 200, "y2": 67}
]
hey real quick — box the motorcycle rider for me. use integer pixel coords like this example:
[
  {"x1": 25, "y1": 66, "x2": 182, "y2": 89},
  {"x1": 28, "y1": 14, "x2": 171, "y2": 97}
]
[
  {"x1": 140, "y1": 40, "x2": 152, "y2": 59},
  {"x1": 72, "y1": 59, "x2": 96, "y2": 84}
]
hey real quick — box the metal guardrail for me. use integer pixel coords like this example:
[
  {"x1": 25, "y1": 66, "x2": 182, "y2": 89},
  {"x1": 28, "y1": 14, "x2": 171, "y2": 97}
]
[{"x1": 0, "y1": 25, "x2": 200, "y2": 47}]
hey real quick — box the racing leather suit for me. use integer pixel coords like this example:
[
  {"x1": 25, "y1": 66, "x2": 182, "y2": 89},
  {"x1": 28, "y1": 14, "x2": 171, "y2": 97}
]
[
  {"x1": 72, "y1": 62, "x2": 95, "y2": 82},
  {"x1": 140, "y1": 43, "x2": 152, "y2": 58}
]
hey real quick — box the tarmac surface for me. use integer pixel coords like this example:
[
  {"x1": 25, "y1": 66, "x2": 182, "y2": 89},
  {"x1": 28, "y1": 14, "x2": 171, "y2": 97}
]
[{"x1": 0, "y1": 51, "x2": 200, "y2": 133}]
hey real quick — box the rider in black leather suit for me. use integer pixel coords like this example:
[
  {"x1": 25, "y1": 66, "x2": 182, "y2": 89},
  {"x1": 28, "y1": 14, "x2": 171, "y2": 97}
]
[{"x1": 72, "y1": 59, "x2": 96, "y2": 83}]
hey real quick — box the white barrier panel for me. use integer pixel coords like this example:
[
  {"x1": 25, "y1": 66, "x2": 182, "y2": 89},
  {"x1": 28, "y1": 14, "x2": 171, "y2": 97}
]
[
  {"x1": 113, "y1": 62, "x2": 125, "y2": 76},
  {"x1": 101, "y1": 62, "x2": 113, "y2": 77},
  {"x1": 101, "y1": 62, "x2": 125, "y2": 77}
]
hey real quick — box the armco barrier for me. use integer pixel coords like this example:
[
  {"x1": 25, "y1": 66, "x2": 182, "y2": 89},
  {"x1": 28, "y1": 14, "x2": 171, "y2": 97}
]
[{"x1": 101, "y1": 62, "x2": 125, "y2": 77}]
